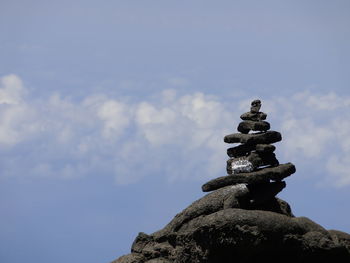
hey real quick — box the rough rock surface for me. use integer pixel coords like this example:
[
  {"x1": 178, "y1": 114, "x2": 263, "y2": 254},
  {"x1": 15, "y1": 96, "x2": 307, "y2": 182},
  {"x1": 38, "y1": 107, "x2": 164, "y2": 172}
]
[{"x1": 113, "y1": 202, "x2": 350, "y2": 263}]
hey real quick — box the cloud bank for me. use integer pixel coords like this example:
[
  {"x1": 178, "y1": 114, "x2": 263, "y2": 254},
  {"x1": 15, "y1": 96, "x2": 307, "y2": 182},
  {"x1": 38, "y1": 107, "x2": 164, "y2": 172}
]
[{"x1": 0, "y1": 74, "x2": 349, "y2": 187}]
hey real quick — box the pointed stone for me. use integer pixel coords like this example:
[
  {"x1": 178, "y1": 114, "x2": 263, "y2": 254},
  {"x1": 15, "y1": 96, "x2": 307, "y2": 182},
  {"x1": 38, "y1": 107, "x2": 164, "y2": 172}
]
[
  {"x1": 202, "y1": 163, "x2": 296, "y2": 192},
  {"x1": 250, "y1": 99, "x2": 262, "y2": 113},
  {"x1": 237, "y1": 120, "x2": 270, "y2": 134},
  {"x1": 224, "y1": 131, "x2": 282, "y2": 145}
]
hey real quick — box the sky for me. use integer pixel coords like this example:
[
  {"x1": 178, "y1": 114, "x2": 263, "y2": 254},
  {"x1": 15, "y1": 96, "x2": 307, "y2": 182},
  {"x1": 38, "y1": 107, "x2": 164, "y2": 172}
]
[{"x1": 1, "y1": 1, "x2": 350, "y2": 262}]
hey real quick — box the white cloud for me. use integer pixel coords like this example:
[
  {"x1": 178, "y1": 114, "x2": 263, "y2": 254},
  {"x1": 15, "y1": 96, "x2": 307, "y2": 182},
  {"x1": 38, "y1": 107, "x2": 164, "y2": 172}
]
[
  {"x1": 326, "y1": 154, "x2": 350, "y2": 187},
  {"x1": 1, "y1": 74, "x2": 350, "y2": 188},
  {"x1": 266, "y1": 91, "x2": 350, "y2": 187},
  {"x1": 97, "y1": 100, "x2": 131, "y2": 139},
  {"x1": 0, "y1": 74, "x2": 25, "y2": 104},
  {"x1": 281, "y1": 118, "x2": 332, "y2": 158},
  {"x1": 295, "y1": 91, "x2": 350, "y2": 111},
  {"x1": 0, "y1": 74, "x2": 36, "y2": 145}
]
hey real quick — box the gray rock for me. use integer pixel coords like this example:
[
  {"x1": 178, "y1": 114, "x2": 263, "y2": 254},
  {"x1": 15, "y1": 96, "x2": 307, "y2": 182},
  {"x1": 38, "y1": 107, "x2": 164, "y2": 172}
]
[
  {"x1": 226, "y1": 152, "x2": 279, "y2": 174},
  {"x1": 237, "y1": 120, "x2": 270, "y2": 134},
  {"x1": 153, "y1": 182, "x2": 288, "y2": 240},
  {"x1": 224, "y1": 130, "x2": 282, "y2": 145},
  {"x1": 145, "y1": 259, "x2": 173, "y2": 263},
  {"x1": 202, "y1": 163, "x2": 296, "y2": 192},
  {"x1": 240, "y1": 111, "x2": 267, "y2": 121},
  {"x1": 227, "y1": 143, "x2": 276, "y2": 158},
  {"x1": 152, "y1": 184, "x2": 250, "y2": 238}
]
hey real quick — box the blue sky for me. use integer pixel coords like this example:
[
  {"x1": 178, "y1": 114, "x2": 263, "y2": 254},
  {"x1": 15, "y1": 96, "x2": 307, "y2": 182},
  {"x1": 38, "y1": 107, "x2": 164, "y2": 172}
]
[{"x1": 1, "y1": 1, "x2": 350, "y2": 262}]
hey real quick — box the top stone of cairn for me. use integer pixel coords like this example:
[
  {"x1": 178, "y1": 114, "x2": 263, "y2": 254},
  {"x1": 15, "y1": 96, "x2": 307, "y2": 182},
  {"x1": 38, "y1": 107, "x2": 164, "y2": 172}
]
[{"x1": 240, "y1": 99, "x2": 267, "y2": 121}]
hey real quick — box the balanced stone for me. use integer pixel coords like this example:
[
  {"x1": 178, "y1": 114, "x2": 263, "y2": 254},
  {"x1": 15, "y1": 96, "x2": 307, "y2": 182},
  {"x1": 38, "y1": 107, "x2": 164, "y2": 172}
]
[
  {"x1": 250, "y1": 99, "x2": 262, "y2": 113},
  {"x1": 237, "y1": 120, "x2": 270, "y2": 134},
  {"x1": 202, "y1": 163, "x2": 296, "y2": 192},
  {"x1": 227, "y1": 144, "x2": 255, "y2": 157},
  {"x1": 227, "y1": 152, "x2": 279, "y2": 174},
  {"x1": 256, "y1": 144, "x2": 276, "y2": 153},
  {"x1": 240, "y1": 111, "x2": 267, "y2": 121},
  {"x1": 224, "y1": 130, "x2": 282, "y2": 145},
  {"x1": 227, "y1": 143, "x2": 276, "y2": 158}
]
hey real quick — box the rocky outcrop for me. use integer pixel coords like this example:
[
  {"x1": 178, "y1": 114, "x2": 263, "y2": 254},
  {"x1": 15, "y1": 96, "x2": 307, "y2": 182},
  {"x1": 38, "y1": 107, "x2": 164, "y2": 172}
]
[{"x1": 113, "y1": 100, "x2": 350, "y2": 263}]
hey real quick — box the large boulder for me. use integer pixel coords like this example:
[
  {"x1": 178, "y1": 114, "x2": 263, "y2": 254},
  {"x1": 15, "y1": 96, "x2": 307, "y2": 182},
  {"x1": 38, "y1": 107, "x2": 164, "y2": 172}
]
[
  {"x1": 113, "y1": 178, "x2": 350, "y2": 263},
  {"x1": 114, "y1": 208, "x2": 350, "y2": 263}
]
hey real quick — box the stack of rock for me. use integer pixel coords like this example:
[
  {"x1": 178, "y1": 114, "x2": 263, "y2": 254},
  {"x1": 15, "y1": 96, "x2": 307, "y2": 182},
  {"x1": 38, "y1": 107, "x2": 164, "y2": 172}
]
[
  {"x1": 201, "y1": 99, "x2": 296, "y2": 208},
  {"x1": 114, "y1": 99, "x2": 350, "y2": 263}
]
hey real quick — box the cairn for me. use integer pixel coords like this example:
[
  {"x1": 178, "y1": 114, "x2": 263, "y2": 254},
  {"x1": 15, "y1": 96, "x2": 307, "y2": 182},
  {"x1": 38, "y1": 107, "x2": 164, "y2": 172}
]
[
  {"x1": 202, "y1": 99, "x2": 296, "y2": 207},
  {"x1": 114, "y1": 99, "x2": 350, "y2": 263}
]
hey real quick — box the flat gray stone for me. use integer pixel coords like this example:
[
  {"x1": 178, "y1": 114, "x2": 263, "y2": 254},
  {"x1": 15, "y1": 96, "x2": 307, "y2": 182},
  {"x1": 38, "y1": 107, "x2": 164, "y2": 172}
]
[
  {"x1": 202, "y1": 163, "x2": 296, "y2": 192},
  {"x1": 227, "y1": 143, "x2": 276, "y2": 158},
  {"x1": 240, "y1": 111, "x2": 267, "y2": 121},
  {"x1": 237, "y1": 120, "x2": 270, "y2": 134},
  {"x1": 224, "y1": 131, "x2": 282, "y2": 145}
]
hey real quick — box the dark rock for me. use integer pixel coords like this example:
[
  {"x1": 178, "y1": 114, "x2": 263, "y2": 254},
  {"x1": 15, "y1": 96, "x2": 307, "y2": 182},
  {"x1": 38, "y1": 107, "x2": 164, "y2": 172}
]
[
  {"x1": 247, "y1": 181, "x2": 286, "y2": 205},
  {"x1": 153, "y1": 184, "x2": 250, "y2": 237},
  {"x1": 258, "y1": 151, "x2": 279, "y2": 166},
  {"x1": 255, "y1": 143, "x2": 276, "y2": 153},
  {"x1": 153, "y1": 182, "x2": 290, "y2": 240},
  {"x1": 173, "y1": 209, "x2": 350, "y2": 262},
  {"x1": 227, "y1": 144, "x2": 255, "y2": 157},
  {"x1": 227, "y1": 143, "x2": 276, "y2": 158},
  {"x1": 117, "y1": 209, "x2": 350, "y2": 263},
  {"x1": 237, "y1": 120, "x2": 270, "y2": 134},
  {"x1": 202, "y1": 163, "x2": 296, "y2": 192},
  {"x1": 252, "y1": 197, "x2": 294, "y2": 217},
  {"x1": 224, "y1": 130, "x2": 282, "y2": 145},
  {"x1": 329, "y1": 230, "x2": 350, "y2": 251},
  {"x1": 240, "y1": 111, "x2": 267, "y2": 121},
  {"x1": 250, "y1": 99, "x2": 262, "y2": 113}
]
